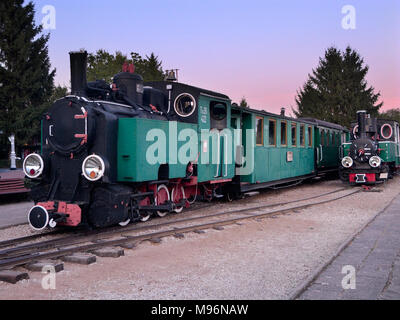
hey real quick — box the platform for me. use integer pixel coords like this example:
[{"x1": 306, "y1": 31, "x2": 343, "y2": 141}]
[
  {"x1": 299, "y1": 193, "x2": 400, "y2": 300},
  {"x1": 0, "y1": 169, "x2": 29, "y2": 195}
]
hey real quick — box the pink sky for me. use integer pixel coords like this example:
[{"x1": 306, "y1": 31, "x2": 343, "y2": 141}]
[{"x1": 33, "y1": 0, "x2": 400, "y2": 114}]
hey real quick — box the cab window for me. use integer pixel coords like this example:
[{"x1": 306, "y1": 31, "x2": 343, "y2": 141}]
[{"x1": 210, "y1": 102, "x2": 227, "y2": 121}]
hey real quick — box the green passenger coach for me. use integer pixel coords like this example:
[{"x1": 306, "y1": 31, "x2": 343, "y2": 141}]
[{"x1": 229, "y1": 107, "x2": 348, "y2": 193}]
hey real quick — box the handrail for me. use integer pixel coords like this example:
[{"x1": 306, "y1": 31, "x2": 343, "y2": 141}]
[
  {"x1": 319, "y1": 144, "x2": 323, "y2": 162},
  {"x1": 214, "y1": 131, "x2": 221, "y2": 178},
  {"x1": 223, "y1": 133, "x2": 228, "y2": 177}
]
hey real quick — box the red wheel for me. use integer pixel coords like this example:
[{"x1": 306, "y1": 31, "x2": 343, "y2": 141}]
[
  {"x1": 139, "y1": 212, "x2": 151, "y2": 222},
  {"x1": 171, "y1": 186, "x2": 185, "y2": 213},
  {"x1": 155, "y1": 184, "x2": 170, "y2": 217},
  {"x1": 139, "y1": 194, "x2": 152, "y2": 222}
]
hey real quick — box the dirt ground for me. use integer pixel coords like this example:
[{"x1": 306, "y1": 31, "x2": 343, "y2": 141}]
[{"x1": 1, "y1": 177, "x2": 399, "y2": 300}]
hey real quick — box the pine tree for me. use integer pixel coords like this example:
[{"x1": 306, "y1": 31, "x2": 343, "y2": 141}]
[
  {"x1": 239, "y1": 97, "x2": 249, "y2": 108},
  {"x1": 50, "y1": 85, "x2": 69, "y2": 101},
  {"x1": 141, "y1": 53, "x2": 164, "y2": 81},
  {"x1": 294, "y1": 46, "x2": 382, "y2": 127},
  {"x1": 0, "y1": 0, "x2": 55, "y2": 147}
]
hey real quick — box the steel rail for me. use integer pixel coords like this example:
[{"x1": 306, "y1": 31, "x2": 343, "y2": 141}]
[
  {"x1": 0, "y1": 187, "x2": 348, "y2": 258},
  {"x1": 0, "y1": 188, "x2": 361, "y2": 270},
  {"x1": 0, "y1": 198, "x2": 217, "y2": 250}
]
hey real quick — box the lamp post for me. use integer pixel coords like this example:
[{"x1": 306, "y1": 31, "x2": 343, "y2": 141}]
[{"x1": 8, "y1": 134, "x2": 17, "y2": 170}]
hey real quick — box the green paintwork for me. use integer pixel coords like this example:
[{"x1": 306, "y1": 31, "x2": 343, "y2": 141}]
[
  {"x1": 196, "y1": 95, "x2": 235, "y2": 183},
  {"x1": 342, "y1": 141, "x2": 400, "y2": 165},
  {"x1": 377, "y1": 142, "x2": 400, "y2": 164},
  {"x1": 117, "y1": 118, "x2": 197, "y2": 182},
  {"x1": 314, "y1": 127, "x2": 342, "y2": 169},
  {"x1": 241, "y1": 114, "x2": 315, "y2": 184}
]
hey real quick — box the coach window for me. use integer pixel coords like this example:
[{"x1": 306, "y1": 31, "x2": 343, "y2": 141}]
[
  {"x1": 308, "y1": 126, "x2": 312, "y2": 147},
  {"x1": 269, "y1": 119, "x2": 276, "y2": 146},
  {"x1": 281, "y1": 121, "x2": 287, "y2": 146},
  {"x1": 256, "y1": 117, "x2": 264, "y2": 146},
  {"x1": 321, "y1": 130, "x2": 325, "y2": 146},
  {"x1": 291, "y1": 123, "x2": 297, "y2": 146},
  {"x1": 300, "y1": 124, "x2": 305, "y2": 146}
]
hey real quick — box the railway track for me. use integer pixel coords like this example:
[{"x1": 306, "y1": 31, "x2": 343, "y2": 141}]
[
  {"x1": 0, "y1": 202, "x2": 214, "y2": 251},
  {"x1": 0, "y1": 187, "x2": 362, "y2": 273},
  {"x1": 0, "y1": 186, "x2": 348, "y2": 252}
]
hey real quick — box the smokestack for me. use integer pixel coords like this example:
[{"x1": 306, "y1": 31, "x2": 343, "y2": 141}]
[
  {"x1": 280, "y1": 107, "x2": 285, "y2": 116},
  {"x1": 357, "y1": 110, "x2": 367, "y2": 138},
  {"x1": 69, "y1": 51, "x2": 88, "y2": 96}
]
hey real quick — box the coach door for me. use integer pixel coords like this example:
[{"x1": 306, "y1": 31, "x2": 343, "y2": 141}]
[
  {"x1": 210, "y1": 100, "x2": 233, "y2": 180},
  {"x1": 231, "y1": 114, "x2": 243, "y2": 170}
]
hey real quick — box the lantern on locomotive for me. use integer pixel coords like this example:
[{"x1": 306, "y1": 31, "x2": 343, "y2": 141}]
[{"x1": 339, "y1": 110, "x2": 400, "y2": 184}]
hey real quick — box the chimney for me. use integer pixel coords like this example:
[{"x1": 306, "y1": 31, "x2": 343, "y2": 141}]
[
  {"x1": 357, "y1": 110, "x2": 367, "y2": 138},
  {"x1": 70, "y1": 51, "x2": 88, "y2": 96},
  {"x1": 280, "y1": 107, "x2": 285, "y2": 116}
]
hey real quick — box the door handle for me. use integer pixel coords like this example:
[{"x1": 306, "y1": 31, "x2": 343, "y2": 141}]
[{"x1": 319, "y1": 144, "x2": 323, "y2": 161}]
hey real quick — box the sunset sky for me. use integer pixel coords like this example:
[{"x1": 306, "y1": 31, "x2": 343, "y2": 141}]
[{"x1": 30, "y1": 0, "x2": 400, "y2": 115}]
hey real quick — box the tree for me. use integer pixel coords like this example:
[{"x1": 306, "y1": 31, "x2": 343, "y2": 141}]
[
  {"x1": 294, "y1": 46, "x2": 382, "y2": 127},
  {"x1": 0, "y1": 0, "x2": 55, "y2": 147},
  {"x1": 239, "y1": 97, "x2": 249, "y2": 108},
  {"x1": 87, "y1": 50, "x2": 165, "y2": 82},
  {"x1": 50, "y1": 85, "x2": 69, "y2": 101},
  {"x1": 139, "y1": 53, "x2": 164, "y2": 82},
  {"x1": 87, "y1": 50, "x2": 128, "y2": 82},
  {"x1": 380, "y1": 108, "x2": 400, "y2": 123}
]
